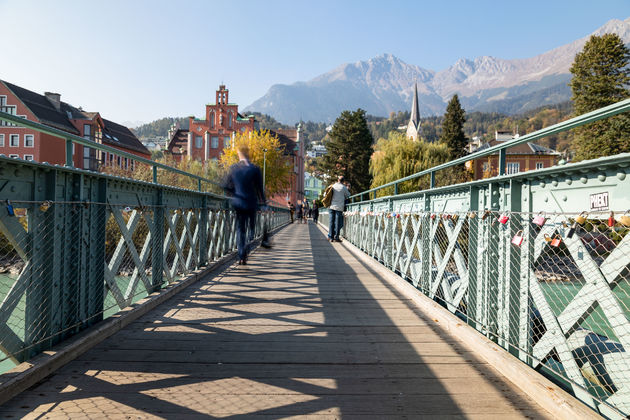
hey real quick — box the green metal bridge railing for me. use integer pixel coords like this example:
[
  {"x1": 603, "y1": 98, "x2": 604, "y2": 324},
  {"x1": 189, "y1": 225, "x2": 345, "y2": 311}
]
[
  {"x1": 321, "y1": 99, "x2": 630, "y2": 419},
  {"x1": 0, "y1": 111, "x2": 290, "y2": 377}
]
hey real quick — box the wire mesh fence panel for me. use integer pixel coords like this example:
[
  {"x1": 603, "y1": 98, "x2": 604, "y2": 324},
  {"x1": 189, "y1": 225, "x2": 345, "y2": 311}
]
[
  {"x1": 0, "y1": 196, "x2": 290, "y2": 374},
  {"x1": 342, "y1": 206, "x2": 630, "y2": 418}
]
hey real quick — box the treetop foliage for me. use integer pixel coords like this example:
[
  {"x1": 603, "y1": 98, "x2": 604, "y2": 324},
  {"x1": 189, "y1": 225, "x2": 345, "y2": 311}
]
[
  {"x1": 439, "y1": 95, "x2": 468, "y2": 160},
  {"x1": 317, "y1": 109, "x2": 374, "y2": 193},
  {"x1": 569, "y1": 33, "x2": 630, "y2": 161}
]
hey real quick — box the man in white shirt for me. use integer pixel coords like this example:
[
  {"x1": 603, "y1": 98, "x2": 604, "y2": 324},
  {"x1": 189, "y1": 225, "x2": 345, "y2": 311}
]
[{"x1": 328, "y1": 175, "x2": 350, "y2": 242}]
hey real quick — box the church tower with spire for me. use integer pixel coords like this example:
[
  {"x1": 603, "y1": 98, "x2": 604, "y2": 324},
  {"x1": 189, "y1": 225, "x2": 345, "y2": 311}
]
[{"x1": 406, "y1": 82, "x2": 421, "y2": 141}]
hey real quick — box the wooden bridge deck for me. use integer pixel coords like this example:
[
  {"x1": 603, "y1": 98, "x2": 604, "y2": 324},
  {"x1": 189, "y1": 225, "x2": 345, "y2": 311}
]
[{"x1": 0, "y1": 223, "x2": 552, "y2": 419}]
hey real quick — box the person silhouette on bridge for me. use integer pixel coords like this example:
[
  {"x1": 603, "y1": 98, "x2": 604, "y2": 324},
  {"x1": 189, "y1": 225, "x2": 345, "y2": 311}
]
[
  {"x1": 328, "y1": 175, "x2": 350, "y2": 242},
  {"x1": 222, "y1": 144, "x2": 266, "y2": 265}
]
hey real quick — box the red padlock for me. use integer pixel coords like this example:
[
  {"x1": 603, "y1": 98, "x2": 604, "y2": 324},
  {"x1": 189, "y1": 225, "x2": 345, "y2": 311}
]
[
  {"x1": 608, "y1": 211, "x2": 615, "y2": 227},
  {"x1": 430, "y1": 214, "x2": 436, "y2": 220},
  {"x1": 532, "y1": 212, "x2": 546, "y2": 227},
  {"x1": 498, "y1": 214, "x2": 509, "y2": 224},
  {"x1": 550, "y1": 235, "x2": 562, "y2": 247},
  {"x1": 511, "y1": 230, "x2": 524, "y2": 246}
]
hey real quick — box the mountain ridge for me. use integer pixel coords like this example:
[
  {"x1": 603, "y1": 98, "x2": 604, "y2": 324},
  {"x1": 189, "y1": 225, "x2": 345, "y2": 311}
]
[{"x1": 245, "y1": 17, "x2": 630, "y2": 124}]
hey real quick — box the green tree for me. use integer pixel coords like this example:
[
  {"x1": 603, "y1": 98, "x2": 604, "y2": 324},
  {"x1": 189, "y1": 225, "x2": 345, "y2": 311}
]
[
  {"x1": 440, "y1": 94, "x2": 468, "y2": 159},
  {"x1": 569, "y1": 33, "x2": 630, "y2": 161},
  {"x1": 317, "y1": 109, "x2": 373, "y2": 193},
  {"x1": 370, "y1": 132, "x2": 451, "y2": 196}
]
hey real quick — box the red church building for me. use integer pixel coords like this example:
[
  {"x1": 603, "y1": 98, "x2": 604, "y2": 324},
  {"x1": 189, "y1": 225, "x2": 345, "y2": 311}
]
[
  {"x1": 167, "y1": 85, "x2": 256, "y2": 161},
  {"x1": 0, "y1": 80, "x2": 150, "y2": 170}
]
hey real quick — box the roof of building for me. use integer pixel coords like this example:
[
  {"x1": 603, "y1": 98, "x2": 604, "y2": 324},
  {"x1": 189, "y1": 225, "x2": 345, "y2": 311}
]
[
  {"x1": 167, "y1": 129, "x2": 190, "y2": 155},
  {"x1": 102, "y1": 119, "x2": 150, "y2": 155},
  {"x1": 269, "y1": 129, "x2": 298, "y2": 154},
  {"x1": 475, "y1": 139, "x2": 560, "y2": 156},
  {"x1": 1, "y1": 80, "x2": 149, "y2": 156},
  {"x1": 1, "y1": 80, "x2": 80, "y2": 134}
]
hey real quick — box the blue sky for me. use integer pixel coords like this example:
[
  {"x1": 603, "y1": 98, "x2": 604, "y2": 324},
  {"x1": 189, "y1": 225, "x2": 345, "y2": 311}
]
[{"x1": 1, "y1": 0, "x2": 628, "y2": 125}]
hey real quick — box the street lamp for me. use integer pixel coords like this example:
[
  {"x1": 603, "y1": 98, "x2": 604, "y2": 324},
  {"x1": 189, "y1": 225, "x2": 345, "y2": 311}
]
[{"x1": 263, "y1": 148, "x2": 267, "y2": 191}]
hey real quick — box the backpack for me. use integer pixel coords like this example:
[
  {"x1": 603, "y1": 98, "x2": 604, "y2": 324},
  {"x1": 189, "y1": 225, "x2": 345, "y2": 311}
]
[{"x1": 322, "y1": 184, "x2": 334, "y2": 207}]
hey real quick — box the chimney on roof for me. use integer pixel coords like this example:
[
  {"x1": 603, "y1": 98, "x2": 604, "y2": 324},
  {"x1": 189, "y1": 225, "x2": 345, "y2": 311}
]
[{"x1": 44, "y1": 92, "x2": 61, "y2": 111}]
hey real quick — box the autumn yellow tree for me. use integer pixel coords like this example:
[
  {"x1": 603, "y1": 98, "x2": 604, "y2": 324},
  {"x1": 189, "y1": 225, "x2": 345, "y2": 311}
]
[{"x1": 220, "y1": 130, "x2": 292, "y2": 197}]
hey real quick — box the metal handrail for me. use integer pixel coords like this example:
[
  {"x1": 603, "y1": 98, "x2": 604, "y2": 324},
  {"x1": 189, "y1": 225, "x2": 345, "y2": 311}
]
[
  {"x1": 0, "y1": 110, "x2": 221, "y2": 191},
  {"x1": 351, "y1": 98, "x2": 630, "y2": 200}
]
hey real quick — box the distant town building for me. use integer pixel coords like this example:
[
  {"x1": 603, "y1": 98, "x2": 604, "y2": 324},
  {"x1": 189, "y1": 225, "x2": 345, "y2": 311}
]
[
  {"x1": 166, "y1": 85, "x2": 256, "y2": 162},
  {"x1": 0, "y1": 80, "x2": 150, "y2": 170},
  {"x1": 406, "y1": 83, "x2": 421, "y2": 141},
  {"x1": 304, "y1": 172, "x2": 325, "y2": 203},
  {"x1": 306, "y1": 143, "x2": 327, "y2": 158},
  {"x1": 466, "y1": 131, "x2": 560, "y2": 179}
]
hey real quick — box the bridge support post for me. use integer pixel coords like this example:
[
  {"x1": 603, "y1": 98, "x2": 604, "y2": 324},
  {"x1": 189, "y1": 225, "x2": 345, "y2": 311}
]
[
  {"x1": 486, "y1": 182, "x2": 501, "y2": 342},
  {"x1": 420, "y1": 193, "x2": 431, "y2": 294},
  {"x1": 198, "y1": 195, "x2": 208, "y2": 267},
  {"x1": 151, "y1": 189, "x2": 164, "y2": 292},
  {"x1": 467, "y1": 186, "x2": 480, "y2": 330}
]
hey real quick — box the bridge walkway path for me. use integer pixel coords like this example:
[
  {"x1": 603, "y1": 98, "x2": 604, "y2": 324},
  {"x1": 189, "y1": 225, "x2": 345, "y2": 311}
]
[{"x1": 0, "y1": 223, "x2": 552, "y2": 419}]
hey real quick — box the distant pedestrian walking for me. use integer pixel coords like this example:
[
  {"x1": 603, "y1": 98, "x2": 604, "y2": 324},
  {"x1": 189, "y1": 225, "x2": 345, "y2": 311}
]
[
  {"x1": 288, "y1": 202, "x2": 295, "y2": 223},
  {"x1": 222, "y1": 144, "x2": 266, "y2": 265},
  {"x1": 312, "y1": 200, "x2": 320, "y2": 224},
  {"x1": 296, "y1": 200, "x2": 304, "y2": 224},
  {"x1": 327, "y1": 176, "x2": 350, "y2": 242}
]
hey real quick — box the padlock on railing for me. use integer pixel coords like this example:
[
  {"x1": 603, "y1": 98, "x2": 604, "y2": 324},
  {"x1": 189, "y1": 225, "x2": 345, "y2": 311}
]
[
  {"x1": 544, "y1": 233, "x2": 552, "y2": 243},
  {"x1": 608, "y1": 211, "x2": 615, "y2": 227},
  {"x1": 39, "y1": 200, "x2": 52, "y2": 213},
  {"x1": 430, "y1": 213, "x2": 436, "y2": 220},
  {"x1": 481, "y1": 210, "x2": 490, "y2": 220},
  {"x1": 550, "y1": 235, "x2": 562, "y2": 247},
  {"x1": 575, "y1": 211, "x2": 588, "y2": 225},
  {"x1": 620, "y1": 211, "x2": 630, "y2": 227},
  {"x1": 6, "y1": 200, "x2": 14, "y2": 217},
  {"x1": 567, "y1": 222, "x2": 578, "y2": 238},
  {"x1": 498, "y1": 214, "x2": 509, "y2": 224},
  {"x1": 468, "y1": 211, "x2": 476, "y2": 219},
  {"x1": 532, "y1": 212, "x2": 546, "y2": 227},
  {"x1": 511, "y1": 230, "x2": 524, "y2": 246}
]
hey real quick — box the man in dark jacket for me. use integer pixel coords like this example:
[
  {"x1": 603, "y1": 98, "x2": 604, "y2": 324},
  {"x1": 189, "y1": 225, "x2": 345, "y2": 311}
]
[{"x1": 223, "y1": 144, "x2": 265, "y2": 265}]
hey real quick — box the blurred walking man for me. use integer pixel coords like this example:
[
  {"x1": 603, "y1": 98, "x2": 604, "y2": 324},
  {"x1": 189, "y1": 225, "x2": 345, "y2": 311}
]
[{"x1": 223, "y1": 144, "x2": 266, "y2": 265}]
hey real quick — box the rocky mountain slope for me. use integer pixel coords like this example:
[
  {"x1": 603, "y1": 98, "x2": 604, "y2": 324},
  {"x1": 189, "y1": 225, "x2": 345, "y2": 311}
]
[{"x1": 245, "y1": 18, "x2": 630, "y2": 124}]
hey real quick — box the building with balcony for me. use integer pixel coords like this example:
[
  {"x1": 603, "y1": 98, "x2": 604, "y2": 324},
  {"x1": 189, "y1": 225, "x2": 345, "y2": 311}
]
[{"x1": 0, "y1": 80, "x2": 150, "y2": 170}]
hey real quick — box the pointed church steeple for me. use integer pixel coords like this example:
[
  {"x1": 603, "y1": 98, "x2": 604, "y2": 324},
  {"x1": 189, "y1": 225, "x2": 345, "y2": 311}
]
[{"x1": 406, "y1": 82, "x2": 421, "y2": 141}]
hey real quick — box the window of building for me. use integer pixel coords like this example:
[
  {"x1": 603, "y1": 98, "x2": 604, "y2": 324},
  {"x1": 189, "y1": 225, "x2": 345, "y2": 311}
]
[
  {"x1": 24, "y1": 134, "x2": 34, "y2": 147},
  {"x1": 506, "y1": 162, "x2": 520, "y2": 174},
  {"x1": 24, "y1": 155, "x2": 33, "y2": 161},
  {"x1": 110, "y1": 154, "x2": 114, "y2": 165},
  {"x1": 8, "y1": 154, "x2": 19, "y2": 158},
  {"x1": 83, "y1": 124, "x2": 91, "y2": 140},
  {"x1": 9, "y1": 134, "x2": 19, "y2": 147},
  {"x1": 210, "y1": 112, "x2": 215, "y2": 128},
  {"x1": 117, "y1": 156, "x2": 121, "y2": 166},
  {"x1": 228, "y1": 111, "x2": 233, "y2": 128},
  {"x1": 211, "y1": 136, "x2": 219, "y2": 148},
  {"x1": 224, "y1": 136, "x2": 230, "y2": 148},
  {"x1": 536, "y1": 162, "x2": 544, "y2": 170},
  {"x1": 195, "y1": 136, "x2": 203, "y2": 148},
  {"x1": 124, "y1": 157, "x2": 128, "y2": 169},
  {"x1": 0, "y1": 134, "x2": 4, "y2": 147},
  {"x1": 0, "y1": 96, "x2": 5, "y2": 107}
]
